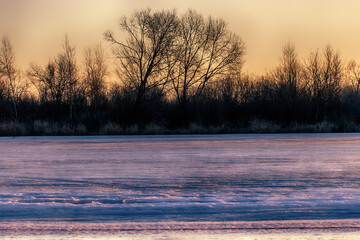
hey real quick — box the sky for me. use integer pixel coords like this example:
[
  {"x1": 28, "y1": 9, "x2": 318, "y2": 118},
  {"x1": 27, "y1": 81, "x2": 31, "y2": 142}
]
[{"x1": 1, "y1": 0, "x2": 360, "y2": 74}]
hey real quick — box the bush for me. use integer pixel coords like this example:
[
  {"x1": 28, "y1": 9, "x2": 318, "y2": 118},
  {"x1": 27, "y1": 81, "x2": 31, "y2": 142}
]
[
  {"x1": 99, "y1": 122, "x2": 123, "y2": 135},
  {"x1": 143, "y1": 123, "x2": 169, "y2": 135},
  {"x1": 0, "y1": 122, "x2": 27, "y2": 136},
  {"x1": 249, "y1": 119, "x2": 281, "y2": 133}
]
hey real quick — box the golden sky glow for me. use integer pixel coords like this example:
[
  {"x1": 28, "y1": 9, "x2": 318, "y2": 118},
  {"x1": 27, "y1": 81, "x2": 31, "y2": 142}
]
[{"x1": 1, "y1": 0, "x2": 360, "y2": 74}]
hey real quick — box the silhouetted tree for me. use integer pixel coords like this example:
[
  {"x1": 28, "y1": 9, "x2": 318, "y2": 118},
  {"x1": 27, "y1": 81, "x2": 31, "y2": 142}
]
[
  {"x1": 28, "y1": 36, "x2": 78, "y2": 121},
  {"x1": 346, "y1": 59, "x2": 360, "y2": 92},
  {"x1": 305, "y1": 45, "x2": 343, "y2": 121},
  {"x1": 104, "y1": 9, "x2": 178, "y2": 108},
  {"x1": 169, "y1": 10, "x2": 245, "y2": 106},
  {"x1": 28, "y1": 61, "x2": 62, "y2": 104},
  {"x1": 0, "y1": 35, "x2": 28, "y2": 122},
  {"x1": 83, "y1": 44, "x2": 108, "y2": 108},
  {"x1": 272, "y1": 43, "x2": 303, "y2": 122},
  {"x1": 58, "y1": 35, "x2": 78, "y2": 120}
]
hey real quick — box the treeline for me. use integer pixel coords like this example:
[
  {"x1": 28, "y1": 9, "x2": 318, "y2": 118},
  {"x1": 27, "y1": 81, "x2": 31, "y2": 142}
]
[{"x1": 0, "y1": 9, "x2": 360, "y2": 135}]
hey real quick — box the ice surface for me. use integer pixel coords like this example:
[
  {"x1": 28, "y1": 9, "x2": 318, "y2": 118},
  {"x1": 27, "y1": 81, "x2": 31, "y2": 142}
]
[{"x1": 0, "y1": 133, "x2": 360, "y2": 234}]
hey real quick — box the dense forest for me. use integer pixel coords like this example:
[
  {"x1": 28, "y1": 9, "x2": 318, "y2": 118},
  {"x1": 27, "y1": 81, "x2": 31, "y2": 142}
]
[{"x1": 1, "y1": 9, "x2": 360, "y2": 136}]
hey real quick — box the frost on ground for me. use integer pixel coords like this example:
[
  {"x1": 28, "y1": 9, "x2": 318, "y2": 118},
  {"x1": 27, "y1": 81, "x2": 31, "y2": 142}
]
[
  {"x1": 2, "y1": 232, "x2": 360, "y2": 240},
  {"x1": 1, "y1": 221, "x2": 360, "y2": 239}
]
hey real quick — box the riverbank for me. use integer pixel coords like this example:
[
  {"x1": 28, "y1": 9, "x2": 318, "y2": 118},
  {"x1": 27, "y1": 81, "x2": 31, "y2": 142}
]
[{"x1": 1, "y1": 119, "x2": 360, "y2": 136}]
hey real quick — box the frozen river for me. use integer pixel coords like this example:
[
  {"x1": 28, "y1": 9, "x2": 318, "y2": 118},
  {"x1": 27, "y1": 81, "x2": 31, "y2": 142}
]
[{"x1": 0, "y1": 133, "x2": 360, "y2": 236}]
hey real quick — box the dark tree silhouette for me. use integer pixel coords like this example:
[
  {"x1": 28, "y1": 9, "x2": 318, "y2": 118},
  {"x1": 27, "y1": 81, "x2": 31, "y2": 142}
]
[
  {"x1": 27, "y1": 36, "x2": 78, "y2": 120},
  {"x1": 28, "y1": 38, "x2": 77, "y2": 105},
  {"x1": 83, "y1": 44, "x2": 108, "y2": 108},
  {"x1": 28, "y1": 61, "x2": 60, "y2": 104},
  {"x1": 104, "y1": 9, "x2": 178, "y2": 107},
  {"x1": 169, "y1": 10, "x2": 246, "y2": 106},
  {"x1": 58, "y1": 35, "x2": 78, "y2": 120},
  {"x1": 346, "y1": 59, "x2": 360, "y2": 92},
  {"x1": 305, "y1": 45, "x2": 343, "y2": 121},
  {"x1": 0, "y1": 35, "x2": 28, "y2": 122},
  {"x1": 272, "y1": 43, "x2": 303, "y2": 122}
]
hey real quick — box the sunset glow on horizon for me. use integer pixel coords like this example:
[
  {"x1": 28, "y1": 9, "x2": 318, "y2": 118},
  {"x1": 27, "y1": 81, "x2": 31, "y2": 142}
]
[{"x1": 1, "y1": 0, "x2": 360, "y2": 74}]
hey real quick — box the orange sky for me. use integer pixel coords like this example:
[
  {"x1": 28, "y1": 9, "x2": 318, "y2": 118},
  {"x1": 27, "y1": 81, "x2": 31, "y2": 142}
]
[{"x1": 1, "y1": 0, "x2": 360, "y2": 74}]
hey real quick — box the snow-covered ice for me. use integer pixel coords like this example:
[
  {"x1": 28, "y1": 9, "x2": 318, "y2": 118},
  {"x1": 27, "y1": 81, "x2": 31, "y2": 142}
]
[{"x1": 0, "y1": 133, "x2": 360, "y2": 236}]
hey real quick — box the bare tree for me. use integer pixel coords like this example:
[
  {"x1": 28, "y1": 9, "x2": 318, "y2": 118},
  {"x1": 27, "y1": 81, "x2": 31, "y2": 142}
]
[
  {"x1": 0, "y1": 35, "x2": 28, "y2": 122},
  {"x1": 169, "y1": 10, "x2": 246, "y2": 106},
  {"x1": 272, "y1": 43, "x2": 303, "y2": 122},
  {"x1": 214, "y1": 74, "x2": 255, "y2": 105},
  {"x1": 27, "y1": 36, "x2": 78, "y2": 120},
  {"x1": 0, "y1": 77, "x2": 5, "y2": 101},
  {"x1": 83, "y1": 44, "x2": 108, "y2": 107},
  {"x1": 323, "y1": 46, "x2": 343, "y2": 101},
  {"x1": 57, "y1": 35, "x2": 78, "y2": 119},
  {"x1": 273, "y1": 43, "x2": 302, "y2": 99},
  {"x1": 346, "y1": 59, "x2": 360, "y2": 92},
  {"x1": 28, "y1": 61, "x2": 60, "y2": 103},
  {"x1": 305, "y1": 45, "x2": 343, "y2": 121},
  {"x1": 104, "y1": 9, "x2": 179, "y2": 106}
]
